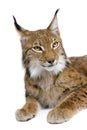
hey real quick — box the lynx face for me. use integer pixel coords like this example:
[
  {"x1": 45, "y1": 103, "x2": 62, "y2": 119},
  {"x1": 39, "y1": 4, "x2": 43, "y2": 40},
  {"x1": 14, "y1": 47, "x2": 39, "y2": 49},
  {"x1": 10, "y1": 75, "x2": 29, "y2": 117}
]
[{"x1": 13, "y1": 10, "x2": 68, "y2": 78}]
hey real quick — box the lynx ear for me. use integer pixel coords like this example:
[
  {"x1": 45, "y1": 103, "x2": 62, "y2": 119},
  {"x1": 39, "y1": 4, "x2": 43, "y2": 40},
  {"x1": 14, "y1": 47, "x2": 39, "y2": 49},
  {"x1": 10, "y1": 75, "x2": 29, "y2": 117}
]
[
  {"x1": 13, "y1": 16, "x2": 28, "y2": 36},
  {"x1": 47, "y1": 9, "x2": 60, "y2": 35}
]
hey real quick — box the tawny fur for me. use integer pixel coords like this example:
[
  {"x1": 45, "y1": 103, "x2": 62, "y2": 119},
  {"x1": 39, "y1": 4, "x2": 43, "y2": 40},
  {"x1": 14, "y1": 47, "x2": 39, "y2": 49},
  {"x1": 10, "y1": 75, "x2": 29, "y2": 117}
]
[
  {"x1": 13, "y1": 10, "x2": 87, "y2": 124},
  {"x1": 70, "y1": 55, "x2": 87, "y2": 77}
]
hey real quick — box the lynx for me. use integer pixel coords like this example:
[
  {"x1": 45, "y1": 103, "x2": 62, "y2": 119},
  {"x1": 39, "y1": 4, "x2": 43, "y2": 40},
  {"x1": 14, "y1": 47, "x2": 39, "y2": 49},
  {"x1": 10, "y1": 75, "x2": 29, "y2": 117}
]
[{"x1": 13, "y1": 9, "x2": 87, "y2": 124}]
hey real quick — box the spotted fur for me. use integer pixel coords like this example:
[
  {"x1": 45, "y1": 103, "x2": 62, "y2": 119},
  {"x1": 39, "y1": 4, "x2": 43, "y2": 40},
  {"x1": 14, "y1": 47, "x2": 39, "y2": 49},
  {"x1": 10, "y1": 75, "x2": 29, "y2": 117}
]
[{"x1": 13, "y1": 10, "x2": 87, "y2": 124}]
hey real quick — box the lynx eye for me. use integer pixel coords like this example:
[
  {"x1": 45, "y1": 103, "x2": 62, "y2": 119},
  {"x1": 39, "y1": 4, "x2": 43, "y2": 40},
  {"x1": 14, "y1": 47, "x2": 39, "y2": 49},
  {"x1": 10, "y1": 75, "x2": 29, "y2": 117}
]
[
  {"x1": 32, "y1": 46, "x2": 44, "y2": 53},
  {"x1": 51, "y1": 42, "x2": 60, "y2": 49}
]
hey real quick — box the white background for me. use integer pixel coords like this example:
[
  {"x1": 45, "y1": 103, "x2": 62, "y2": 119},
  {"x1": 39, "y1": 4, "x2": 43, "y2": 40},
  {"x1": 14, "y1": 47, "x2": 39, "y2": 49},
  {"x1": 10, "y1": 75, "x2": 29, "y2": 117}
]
[{"x1": 0, "y1": 0, "x2": 87, "y2": 130}]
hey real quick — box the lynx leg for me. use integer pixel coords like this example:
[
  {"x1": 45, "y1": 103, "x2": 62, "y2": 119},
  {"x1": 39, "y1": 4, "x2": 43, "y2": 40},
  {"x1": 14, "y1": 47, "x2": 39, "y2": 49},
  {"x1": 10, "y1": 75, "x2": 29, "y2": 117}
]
[
  {"x1": 47, "y1": 87, "x2": 87, "y2": 124},
  {"x1": 16, "y1": 97, "x2": 40, "y2": 121}
]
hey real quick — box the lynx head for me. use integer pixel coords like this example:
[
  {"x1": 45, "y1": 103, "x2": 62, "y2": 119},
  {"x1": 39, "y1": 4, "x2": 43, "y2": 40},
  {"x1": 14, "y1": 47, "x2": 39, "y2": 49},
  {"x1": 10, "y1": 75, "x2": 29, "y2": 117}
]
[{"x1": 13, "y1": 9, "x2": 69, "y2": 78}]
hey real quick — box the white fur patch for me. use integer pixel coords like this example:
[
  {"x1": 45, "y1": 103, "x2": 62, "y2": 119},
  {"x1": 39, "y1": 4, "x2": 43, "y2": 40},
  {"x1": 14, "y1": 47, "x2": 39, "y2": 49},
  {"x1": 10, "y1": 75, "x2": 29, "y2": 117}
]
[
  {"x1": 29, "y1": 60, "x2": 44, "y2": 78},
  {"x1": 43, "y1": 55, "x2": 67, "y2": 75},
  {"x1": 53, "y1": 55, "x2": 67, "y2": 74},
  {"x1": 29, "y1": 56, "x2": 67, "y2": 78},
  {"x1": 20, "y1": 36, "x2": 29, "y2": 44}
]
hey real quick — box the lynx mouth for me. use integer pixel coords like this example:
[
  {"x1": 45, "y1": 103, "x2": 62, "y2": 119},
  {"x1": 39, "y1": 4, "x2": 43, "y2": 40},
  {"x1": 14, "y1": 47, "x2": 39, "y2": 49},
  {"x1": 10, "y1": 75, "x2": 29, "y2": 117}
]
[
  {"x1": 42, "y1": 64, "x2": 57, "y2": 72},
  {"x1": 42, "y1": 64, "x2": 55, "y2": 67},
  {"x1": 41, "y1": 60, "x2": 57, "y2": 68}
]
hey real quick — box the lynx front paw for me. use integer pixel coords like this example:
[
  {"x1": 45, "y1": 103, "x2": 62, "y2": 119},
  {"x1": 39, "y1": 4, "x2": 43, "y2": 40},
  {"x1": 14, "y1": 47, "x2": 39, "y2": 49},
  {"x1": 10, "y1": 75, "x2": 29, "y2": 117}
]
[
  {"x1": 15, "y1": 109, "x2": 35, "y2": 121},
  {"x1": 47, "y1": 108, "x2": 73, "y2": 124}
]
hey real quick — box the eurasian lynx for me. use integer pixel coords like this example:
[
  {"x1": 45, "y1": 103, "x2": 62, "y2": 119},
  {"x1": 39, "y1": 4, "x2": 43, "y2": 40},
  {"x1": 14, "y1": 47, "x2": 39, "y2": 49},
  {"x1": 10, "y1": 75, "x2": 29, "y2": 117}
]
[{"x1": 13, "y1": 9, "x2": 87, "y2": 124}]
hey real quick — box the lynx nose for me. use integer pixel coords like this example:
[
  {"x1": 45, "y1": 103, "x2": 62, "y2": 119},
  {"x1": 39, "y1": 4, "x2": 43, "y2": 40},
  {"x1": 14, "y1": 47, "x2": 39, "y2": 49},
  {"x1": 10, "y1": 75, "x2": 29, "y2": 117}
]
[{"x1": 48, "y1": 60, "x2": 55, "y2": 64}]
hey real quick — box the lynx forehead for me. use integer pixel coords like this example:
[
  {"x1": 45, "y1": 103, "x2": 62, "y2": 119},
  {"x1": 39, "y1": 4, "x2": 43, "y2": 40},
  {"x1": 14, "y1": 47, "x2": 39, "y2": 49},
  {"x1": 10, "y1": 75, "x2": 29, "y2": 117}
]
[{"x1": 13, "y1": 9, "x2": 87, "y2": 124}]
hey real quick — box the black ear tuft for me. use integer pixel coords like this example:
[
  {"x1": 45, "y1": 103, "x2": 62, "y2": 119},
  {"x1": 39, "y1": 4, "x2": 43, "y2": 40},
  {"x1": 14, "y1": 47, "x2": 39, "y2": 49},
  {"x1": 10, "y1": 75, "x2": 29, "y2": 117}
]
[
  {"x1": 55, "y1": 8, "x2": 60, "y2": 16},
  {"x1": 13, "y1": 16, "x2": 22, "y2": 31}
]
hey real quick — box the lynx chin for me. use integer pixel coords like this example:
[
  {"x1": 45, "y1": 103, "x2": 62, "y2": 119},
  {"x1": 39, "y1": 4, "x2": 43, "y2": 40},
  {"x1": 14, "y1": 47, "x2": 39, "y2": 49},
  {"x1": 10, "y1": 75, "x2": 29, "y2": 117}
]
[{"x1": 13, "y1": 9, "x2": 87, "y2": 124}]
